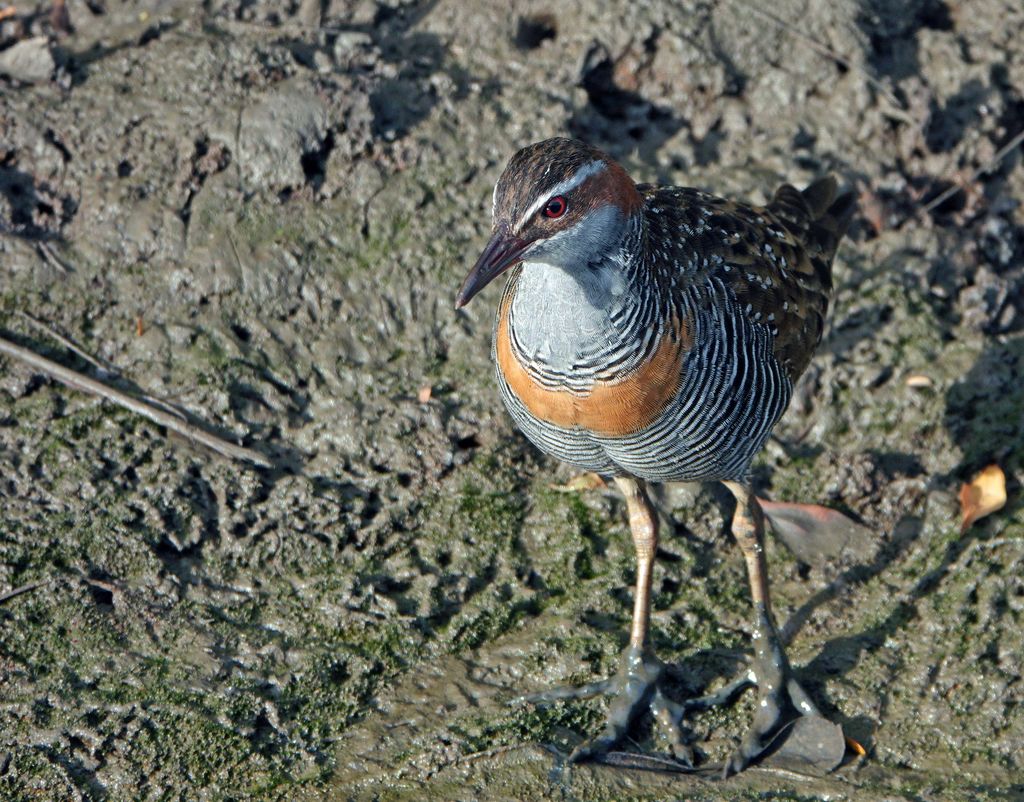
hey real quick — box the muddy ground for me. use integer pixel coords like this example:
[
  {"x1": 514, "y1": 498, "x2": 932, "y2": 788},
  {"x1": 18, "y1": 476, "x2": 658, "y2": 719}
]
[{"x1": 1, "y1": 0, "x2": 1022, "y2": 800}]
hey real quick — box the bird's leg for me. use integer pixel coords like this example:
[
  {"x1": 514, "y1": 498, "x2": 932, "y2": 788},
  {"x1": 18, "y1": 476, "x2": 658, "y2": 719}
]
[
  {"x1": 720, "y1": 480, "x2": 826, "y2": 776},
  {"x1": 619, "y1": 474, "x2": 656, "y2": 652},
  {"x1": 519, "y1": 476, "x2": 694, "y2": 766}
]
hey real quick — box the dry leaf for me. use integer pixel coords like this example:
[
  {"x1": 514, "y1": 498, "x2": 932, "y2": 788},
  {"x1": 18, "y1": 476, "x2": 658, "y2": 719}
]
[
  {"x1": 0, "y1": 8, "x2": 18, "y2": 23},
  {"x1": 959, "y1": 464, "x2": 1006, "y2": 533},
  {"x1": 549, "y1": 472, "x2": 606, "y2": 493},
  {"x1": 845, "y1": 736, "x2": 867, "y2": 756},
  {"x1": 417, "y1": 385, "x2": 432, "y2": 403},
  {"x1": 905, "y1": 374, "x2": 932, "y2": 388},
  {"x1": 759, "y1": 499, "x2": 874, "y2": 565}
]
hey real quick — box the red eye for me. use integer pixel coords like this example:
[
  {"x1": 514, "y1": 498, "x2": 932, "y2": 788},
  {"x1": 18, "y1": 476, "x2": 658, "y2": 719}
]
[{"x1": 543, "y1": 196, "x2": 567, "y2": 219}]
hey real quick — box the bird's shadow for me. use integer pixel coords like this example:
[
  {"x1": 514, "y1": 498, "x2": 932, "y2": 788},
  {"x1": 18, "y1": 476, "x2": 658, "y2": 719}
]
[{"x1": 945, "y1": 335, "x2": 1024, "y2": 481}]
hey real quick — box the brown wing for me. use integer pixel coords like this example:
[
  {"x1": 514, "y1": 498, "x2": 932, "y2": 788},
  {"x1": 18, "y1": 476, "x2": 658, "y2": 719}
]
[{"x1": 641, "y1": 179, "x2": 854, "y2": 382}]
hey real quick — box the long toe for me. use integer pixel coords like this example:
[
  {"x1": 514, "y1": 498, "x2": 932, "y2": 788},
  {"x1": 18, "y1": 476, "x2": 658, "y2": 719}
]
[
  {"x1": 568, "y1": 670, "x2": 654, "y2": 763},
  {"x1": 678, "y1": 673, "x2": 755, "y2": 715},
  {"x1": 651, "y1": 689, "x2": 695, "y2": 766},
  {"x1": 521, "y1": 646, "x2": 699, "y2": 767},
  {"x1": 722, "y1": 675, "x2": 844, "y2": 777},
  {"x1": 722, "y1": 679, "x2": 796, "y2": 777}
]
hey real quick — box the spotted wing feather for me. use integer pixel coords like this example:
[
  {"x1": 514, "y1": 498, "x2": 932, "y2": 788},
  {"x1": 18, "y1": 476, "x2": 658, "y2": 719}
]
[{"x1": 639, "y1": 179, "x2": 854, "y2": 381}]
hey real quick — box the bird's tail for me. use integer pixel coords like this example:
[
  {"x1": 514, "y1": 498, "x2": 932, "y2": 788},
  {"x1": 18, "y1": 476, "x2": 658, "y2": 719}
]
[{"x1": 769, "y1": 176, "x2": 856, "y2": 266}]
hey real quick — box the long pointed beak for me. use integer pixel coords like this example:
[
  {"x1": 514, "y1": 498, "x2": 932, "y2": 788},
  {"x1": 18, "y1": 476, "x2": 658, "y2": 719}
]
[{"x1": 455, "y1": 225, "x2": 529, "y2": 309}]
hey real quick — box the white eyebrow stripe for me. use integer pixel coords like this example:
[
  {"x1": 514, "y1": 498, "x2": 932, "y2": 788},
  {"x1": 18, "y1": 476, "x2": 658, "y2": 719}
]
[{"x1": 515, "y1": 159, "x2": 607, "y2": 231}]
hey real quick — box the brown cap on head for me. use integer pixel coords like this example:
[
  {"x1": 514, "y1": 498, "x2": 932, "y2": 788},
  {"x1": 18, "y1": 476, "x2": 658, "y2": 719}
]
[
  {"x1": 457, "y1": 138, "x2": 642, "y2": 309},
  {"x1": 493, "y1": 138, "x2": 641, "y2": 233}
]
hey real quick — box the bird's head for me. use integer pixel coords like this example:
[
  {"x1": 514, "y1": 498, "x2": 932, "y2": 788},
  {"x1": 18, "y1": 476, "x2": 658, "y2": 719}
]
[{"x1": 456, "y1": 138, "x2": 642, "y2": 308}]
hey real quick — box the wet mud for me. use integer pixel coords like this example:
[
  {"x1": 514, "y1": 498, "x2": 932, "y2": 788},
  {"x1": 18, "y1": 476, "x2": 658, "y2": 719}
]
[{"x1": 1, "y1": 1, "x2": 1023, "y2": 799}]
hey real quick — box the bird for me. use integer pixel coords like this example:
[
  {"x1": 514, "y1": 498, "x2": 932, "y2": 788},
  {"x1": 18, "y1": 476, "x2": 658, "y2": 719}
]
[{"x1": 455, "y1": 137, "x2": 855, "y2": 775}]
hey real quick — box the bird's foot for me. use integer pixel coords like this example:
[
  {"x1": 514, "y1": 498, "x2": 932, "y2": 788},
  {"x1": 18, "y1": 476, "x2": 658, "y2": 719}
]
[
  {"x1": 518, "y1": 647, "x2": 848, "y2": 776},
  {"x1": 721, "y1": 662, "x2": 845, "y2": 777},
  {"x1": 516, "y1": 645, "x2": 696, "y2": 766}
]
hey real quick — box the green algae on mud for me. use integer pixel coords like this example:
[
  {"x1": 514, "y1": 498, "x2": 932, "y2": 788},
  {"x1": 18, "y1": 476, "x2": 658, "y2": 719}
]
[{"x1": 1, "y1": 0, "x2": 1024, "y2": 800}]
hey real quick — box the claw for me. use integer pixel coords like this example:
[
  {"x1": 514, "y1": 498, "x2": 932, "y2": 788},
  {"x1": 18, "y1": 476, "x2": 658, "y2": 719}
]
[{"x1": 651, "y1": 689, "x2": 694, "y2": 766}]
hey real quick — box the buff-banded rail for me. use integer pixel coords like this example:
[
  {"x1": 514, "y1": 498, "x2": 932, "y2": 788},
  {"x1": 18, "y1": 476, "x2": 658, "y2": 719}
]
[{"x1": 456, "y1": 137, "x2": 856, "y2": 776}]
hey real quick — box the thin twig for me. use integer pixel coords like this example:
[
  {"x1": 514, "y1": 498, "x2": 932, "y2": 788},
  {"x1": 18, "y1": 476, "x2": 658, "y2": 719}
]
[
  {"x1": 0, "y1": 334, "x2": 272, "y2": 467},
  {"x1": 36, "y1": 241, "x2": 72, "y2": 274},
  {"x1": 0, "y1": 581, "x2": 44, "y2": 606},
  {"x1": 727, "y1": 0, "x2": 905, "y2": 110},
  {"x1": 453, "y1": 743, "x2": 530, "y2": 766},
  {"x1": 226, "y1": 231, "x2": 246, "y2": 278},
  {"x1": 917, "y1": 128, "x2": 1024, "y2": 218},
  {"x1": 12, "y1": 312, "x2": 189, "y2": 423},
  {"x1": 16, "y1": 311, "x2": 116, "y2": 376}
]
